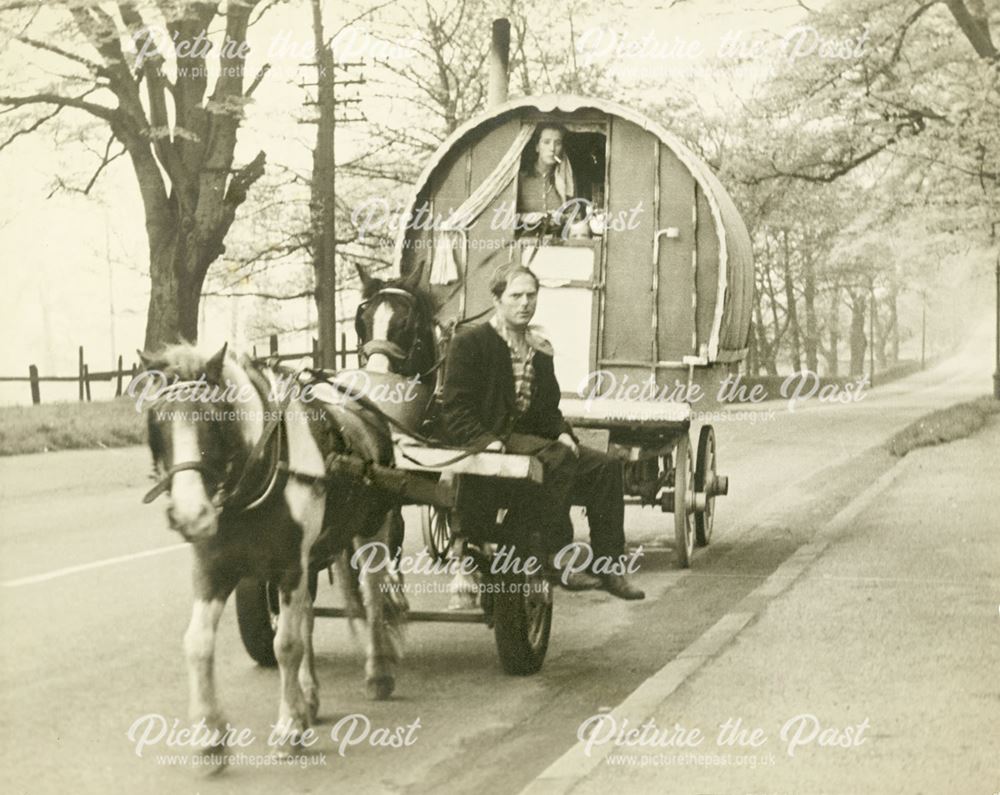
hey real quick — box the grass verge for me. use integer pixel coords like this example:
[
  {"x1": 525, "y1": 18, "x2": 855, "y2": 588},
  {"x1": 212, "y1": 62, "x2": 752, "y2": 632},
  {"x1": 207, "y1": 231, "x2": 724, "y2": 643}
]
[
  {"x1": 886, "y1": 396, "x2": 1000, "y2": 457},
  {"x1": 0, "y1": 398, "x2": 145, "y2": 456}
]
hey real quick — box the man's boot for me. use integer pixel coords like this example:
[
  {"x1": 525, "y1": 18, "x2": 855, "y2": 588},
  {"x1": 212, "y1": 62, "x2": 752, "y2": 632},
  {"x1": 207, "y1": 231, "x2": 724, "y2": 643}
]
[{"x1": 600, "y1": 573, "x2": 645, "y2": 600}]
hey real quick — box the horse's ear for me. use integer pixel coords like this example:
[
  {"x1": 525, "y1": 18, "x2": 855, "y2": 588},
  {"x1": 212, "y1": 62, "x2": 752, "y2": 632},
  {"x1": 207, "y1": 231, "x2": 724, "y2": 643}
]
[
  {"x1": 400, "y1": 260, "x2": 425, "y2": 292},
  {"x1": 205, "y1": 343, "x2": 228, "y2": 382},
  {"x1": 356, "y1": 264, "x2": 376, "y2": 292},
  {"x1": 137, "y1": 350, "x2": 156, "y2": 371}
]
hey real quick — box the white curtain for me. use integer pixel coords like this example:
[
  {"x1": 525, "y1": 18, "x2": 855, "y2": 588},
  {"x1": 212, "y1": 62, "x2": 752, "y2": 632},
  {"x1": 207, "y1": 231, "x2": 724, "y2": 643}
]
[{"x1": 429, "y1": 124, "x2": 536, "y2": 285}]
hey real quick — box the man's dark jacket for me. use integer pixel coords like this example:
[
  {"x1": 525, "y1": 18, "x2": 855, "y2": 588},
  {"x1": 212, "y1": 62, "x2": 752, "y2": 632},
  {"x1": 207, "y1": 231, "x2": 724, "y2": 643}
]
[{"x1": 440, "y1": 322, "x2": 575, "y2": 447}]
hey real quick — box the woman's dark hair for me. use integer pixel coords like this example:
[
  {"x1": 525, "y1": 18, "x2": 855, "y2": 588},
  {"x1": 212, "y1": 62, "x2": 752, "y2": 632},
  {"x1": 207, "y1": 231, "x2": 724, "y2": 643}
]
[
  {"x1": 489, "y1": 262, "x2": 539, "y2": 298},
  {"x1": 526, "y1": 123, "x2": 568, "y2": 166},
  {"x1": 535, "y1": 122, "x2": 567, "y2": 139}
]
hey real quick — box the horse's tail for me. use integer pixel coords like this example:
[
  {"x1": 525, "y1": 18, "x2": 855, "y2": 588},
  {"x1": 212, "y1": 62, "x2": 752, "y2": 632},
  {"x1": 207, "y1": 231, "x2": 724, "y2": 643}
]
[
  {"x1": 335, "y1": 539, "x2": 408, "y2": 662},
  {"x1": 335, "y1": 550, "x2": 366, "y2": 633},
  {"x1": 370, "y1": 558, "x2": 408, "y2": 665}
]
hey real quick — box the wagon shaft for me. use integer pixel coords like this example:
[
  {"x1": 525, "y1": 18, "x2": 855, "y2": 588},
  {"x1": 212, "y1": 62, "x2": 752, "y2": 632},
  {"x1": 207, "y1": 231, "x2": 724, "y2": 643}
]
[{"x1": 323, "y1": 452, "x2": 453, "y2": 508}]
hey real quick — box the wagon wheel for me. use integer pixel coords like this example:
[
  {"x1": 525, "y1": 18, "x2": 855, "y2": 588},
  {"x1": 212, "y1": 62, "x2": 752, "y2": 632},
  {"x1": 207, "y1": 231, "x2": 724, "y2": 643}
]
[
  {"x1": 672, "y1": 433, "x2": 695, "y2": 568},
  {"x1": 235, "y1": 572, "x2": 318, "y2": 668},
  {"x1": 492, "y1": 570, "x2": 553, "y2": 676},
  {"x1": 694, "y1": 425, "x2": 717, "y2": 547},
  {"x1": 420, "y1": 505, "x2": 453, "y2": 562}
]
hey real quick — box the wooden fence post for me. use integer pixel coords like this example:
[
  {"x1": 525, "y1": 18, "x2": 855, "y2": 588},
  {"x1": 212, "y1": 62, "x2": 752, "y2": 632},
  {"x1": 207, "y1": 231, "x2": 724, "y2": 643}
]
[
  {"x1": 83, "y1": 364, "x2": 92, "y2": 401},
  {"x1": 115, "y1": 354, "x2": 124, "y2": 397},
  {"x1": 269, "y1": 334, "x2": 279, "y2": 356},
  {"x1": 28, "y1": 364, "x2": 40, "y2": 405},
  {"x1": 340, "y1": 332, "x2": 347, "y2": 368},
  {"x1": 312, "y1": 337, "x2": 320, "y2": 369},
  {"x1": 78, "y1": 345, "x2": 85, "y2": 401}
]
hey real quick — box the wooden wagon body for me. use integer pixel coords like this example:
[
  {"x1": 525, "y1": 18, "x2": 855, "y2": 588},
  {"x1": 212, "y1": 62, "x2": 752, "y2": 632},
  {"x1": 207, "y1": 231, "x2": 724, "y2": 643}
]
[{"x1": 393, "y1": 94, "x2": 754, "y2": 400}]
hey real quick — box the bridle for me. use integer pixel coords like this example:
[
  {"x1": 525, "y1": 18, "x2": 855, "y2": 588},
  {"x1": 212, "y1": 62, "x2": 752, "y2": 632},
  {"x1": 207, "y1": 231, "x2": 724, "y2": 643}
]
[
  {"x1": 355, "y1": 287, "x2": 435, "y2": 378},
  {"x1": 143, "y1": 460, "x2": 226, "y2": 506},
  {"x1": 142, "y1": 373, "x2": 289, "y2": 513}
]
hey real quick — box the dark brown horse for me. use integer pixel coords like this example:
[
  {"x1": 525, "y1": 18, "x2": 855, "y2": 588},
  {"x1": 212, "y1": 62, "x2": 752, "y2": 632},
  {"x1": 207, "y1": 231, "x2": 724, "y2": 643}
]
[
  {"x1": 354, "y1": 261, "x2": 439, "y2": 387},
  {"x1": 139, "y1": 343, "x2": 405, "y2": 767}
]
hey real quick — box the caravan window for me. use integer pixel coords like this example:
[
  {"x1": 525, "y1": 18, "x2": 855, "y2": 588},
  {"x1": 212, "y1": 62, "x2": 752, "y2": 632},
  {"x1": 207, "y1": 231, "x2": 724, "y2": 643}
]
[{"x1": 516, "y1": 123, "x2": 607, "y2": 238}]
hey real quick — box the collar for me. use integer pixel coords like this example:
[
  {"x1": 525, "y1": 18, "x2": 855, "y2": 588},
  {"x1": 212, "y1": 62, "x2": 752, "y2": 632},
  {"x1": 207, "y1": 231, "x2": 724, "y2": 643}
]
[{"x1": 489, "y1": 315, "x2": 554, "y2": 357}]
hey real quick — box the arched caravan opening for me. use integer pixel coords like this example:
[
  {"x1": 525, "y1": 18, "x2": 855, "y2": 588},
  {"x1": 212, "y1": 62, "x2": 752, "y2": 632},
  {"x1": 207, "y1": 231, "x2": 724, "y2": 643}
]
[{"x1": 393, "y1": 94, "x2": 753, "y2": 395}]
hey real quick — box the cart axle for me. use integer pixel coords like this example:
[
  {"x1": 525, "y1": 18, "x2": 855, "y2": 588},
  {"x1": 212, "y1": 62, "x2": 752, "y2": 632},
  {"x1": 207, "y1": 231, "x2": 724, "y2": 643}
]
[
  {"x1": 658, "y1": 473, "x2": 728, "y2": 514},
  {"x1": 313, "y1": 606, "x2": 487, "y2": 624}
]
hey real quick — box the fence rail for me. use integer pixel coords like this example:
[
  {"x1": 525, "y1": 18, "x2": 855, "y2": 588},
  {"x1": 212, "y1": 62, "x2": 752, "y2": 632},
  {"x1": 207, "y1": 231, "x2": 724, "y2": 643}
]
[{"x1": 1, "y1": 334, "x2": 359, "y2": 405}]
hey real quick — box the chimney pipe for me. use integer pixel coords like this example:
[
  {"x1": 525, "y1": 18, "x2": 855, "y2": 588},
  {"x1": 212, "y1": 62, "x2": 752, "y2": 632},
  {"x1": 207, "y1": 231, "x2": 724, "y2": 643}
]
[{"x1": 488, "y1": 18, "x2": 510, "y2": 108}]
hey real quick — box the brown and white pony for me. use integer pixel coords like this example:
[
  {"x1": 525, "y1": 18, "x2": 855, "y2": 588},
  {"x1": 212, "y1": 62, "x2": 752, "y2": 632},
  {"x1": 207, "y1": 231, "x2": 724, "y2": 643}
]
[{"x1": 140, "y1": 343, "x2": 404, "y2": 766}]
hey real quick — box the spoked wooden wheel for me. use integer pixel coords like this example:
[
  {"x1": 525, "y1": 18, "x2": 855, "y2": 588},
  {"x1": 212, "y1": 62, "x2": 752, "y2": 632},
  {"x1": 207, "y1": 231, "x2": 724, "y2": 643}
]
[
  {"x1": 672, "y1": 433, "x2": 695, "y2": 568},
  {"x1": 492, "y1": 571, "x2": 553, "y2": 676},
  {"x1": 420, "y1": 505, "x2": 453, "y2": 562},
  {"x1": 695, "y1": 425, "x2": 717, "y2": 547}
]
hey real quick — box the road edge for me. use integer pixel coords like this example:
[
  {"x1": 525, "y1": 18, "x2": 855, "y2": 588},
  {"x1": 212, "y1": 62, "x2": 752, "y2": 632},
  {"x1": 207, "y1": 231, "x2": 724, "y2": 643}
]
[{"x1": 519, "y1": 457, "x2": 911, "y2": 795}]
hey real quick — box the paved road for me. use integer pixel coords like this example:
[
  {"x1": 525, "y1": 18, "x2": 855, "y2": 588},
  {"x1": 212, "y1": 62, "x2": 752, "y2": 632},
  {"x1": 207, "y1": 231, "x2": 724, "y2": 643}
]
[
  {"x1": 0, "y1": 326, "x2": 992, "y2": 795},
  {"x1": 562, "y1": 412, "x2": 1000, "y2": 795}
]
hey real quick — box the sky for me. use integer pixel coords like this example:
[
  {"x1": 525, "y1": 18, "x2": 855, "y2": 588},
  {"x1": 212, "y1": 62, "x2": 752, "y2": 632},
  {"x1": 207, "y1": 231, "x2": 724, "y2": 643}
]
[{"x1": 0, "y1": 0, "x2": 829, "y2": 404}]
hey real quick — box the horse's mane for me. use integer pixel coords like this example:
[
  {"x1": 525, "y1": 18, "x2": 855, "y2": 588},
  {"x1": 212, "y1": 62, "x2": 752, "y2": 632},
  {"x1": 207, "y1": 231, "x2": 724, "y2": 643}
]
[
  {"x1": 142, "y1": 342, "x2": 263, "y2": 447},
  {"x1": 143, "y1": 342, "x2": 250, "y2": 383},
  {"x1": 145, "y1": 343, "x2": 217, "y2": 380}
]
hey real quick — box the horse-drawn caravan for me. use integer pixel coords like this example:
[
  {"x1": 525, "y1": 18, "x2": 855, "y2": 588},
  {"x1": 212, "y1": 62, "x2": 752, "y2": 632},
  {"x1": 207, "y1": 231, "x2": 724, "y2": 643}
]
[
  {"x1": 140, "y1": 94, "x2": 753, "y2": 756},
  {"x1": 392, "y1": 94, "x2": 754, "y2": 567}
]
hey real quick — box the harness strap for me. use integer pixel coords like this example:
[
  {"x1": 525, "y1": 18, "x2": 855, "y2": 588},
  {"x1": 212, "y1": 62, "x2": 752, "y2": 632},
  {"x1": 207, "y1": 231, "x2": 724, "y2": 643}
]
[
  {"x1": 221, "y1": 365, "x2": 293, "y2": 513},
  {"x1": 142, "y1": 364, "x2": 292, "y2": 511},
  {"x1": 142, "y1": 461, "x2": 218, "y2": 504},
  {"x1": 305, "y1": 369, "x2": 515, "y2": 470}
]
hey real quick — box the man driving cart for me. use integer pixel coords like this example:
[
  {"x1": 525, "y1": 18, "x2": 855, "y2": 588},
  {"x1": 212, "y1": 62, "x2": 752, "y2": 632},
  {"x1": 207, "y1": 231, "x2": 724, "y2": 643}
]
[{"x1": 440, "y1": 262, "x2": 645, "y2": 601}]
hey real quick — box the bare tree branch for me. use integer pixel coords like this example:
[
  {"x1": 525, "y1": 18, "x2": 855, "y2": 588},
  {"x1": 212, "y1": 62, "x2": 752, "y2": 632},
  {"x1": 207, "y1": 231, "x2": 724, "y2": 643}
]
[
  {"x1": 0, "y1": 91, "x2": 114, "y2": 121},
  {"x1": 0, "y1": 104, "x2": 62, "y2": 152},
  {"x1": 15, "y1": 35, "x2": 108, "y2": 75},
  {"x1": 82, "y1": 134, "x2": 127, "y2": 194}
]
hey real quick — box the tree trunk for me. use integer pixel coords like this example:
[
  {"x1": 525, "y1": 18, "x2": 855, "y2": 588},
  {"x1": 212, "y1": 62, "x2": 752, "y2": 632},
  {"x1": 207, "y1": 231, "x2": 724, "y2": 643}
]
[
  {"x1": 142, "y1": 230, "x2": 212, "y2": 349},
  {"x1": 752, "y1": 292, "x2": 778, "y2": 376},
  {"x1": 747, "y1": 322, "x2": 759, "y2": 375},
  {"x1": 781, "y1": 230, "x2": 802, "y2": 372},
  {"x1": 888, "y1": 288, "x2": 900, "y2": 364},
  {"x1": 802, "y1": 253, "x2": 819, "y2": 372},
  {"x1": 824, "y1": 285, "x2": 841, "y2": 376},
  {"x1": 875, "y1": 297, "x2": 888, "y2": 369},
  {"x1": 849, "y1": 291, "x2": 867, "y2": 377}
]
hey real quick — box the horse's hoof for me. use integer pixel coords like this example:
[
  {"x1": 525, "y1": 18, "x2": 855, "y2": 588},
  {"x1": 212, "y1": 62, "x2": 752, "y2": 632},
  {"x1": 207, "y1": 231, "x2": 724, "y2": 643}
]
[
  {"x1": 306, "y1": 696, "x2": 320, "y2": 724},
  {"x1": 366, "y1": 675, "x2": 395, "y2": 700}
]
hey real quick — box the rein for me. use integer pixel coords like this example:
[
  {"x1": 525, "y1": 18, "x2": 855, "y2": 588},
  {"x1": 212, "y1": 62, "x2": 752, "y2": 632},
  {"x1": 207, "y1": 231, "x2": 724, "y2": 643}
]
[{"x1": 302, "y1": 369, "x2": 518, "y2": 469}]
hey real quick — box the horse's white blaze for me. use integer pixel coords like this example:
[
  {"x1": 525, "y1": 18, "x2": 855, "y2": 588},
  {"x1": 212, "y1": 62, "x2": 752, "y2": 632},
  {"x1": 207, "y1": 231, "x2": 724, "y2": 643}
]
[
  {"x1": 169, "y1": 415, "x2": 214, "y2": 532},
  {"x1": 366, "y1": 302, "x2": 395, "y2": 373}
]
